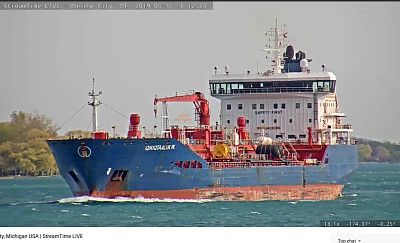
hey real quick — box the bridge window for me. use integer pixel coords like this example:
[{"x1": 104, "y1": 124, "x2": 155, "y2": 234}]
[
  {"x1": 252, "y1": 104, "x2": 257, "y2": 109},
  {"x1": 227, "y1": 104, "x2": 231, "y2": 110},
  {"x1": 299, "y1": 134, "x2": 306, "y2": 139},
  {"x1": 210, "y1": 80, "x2": 335, "y2": 95},
  {"x1": 309, "y1": 119, "x2": 312, "y2": 123},
  {"x1": 226, "y1": 84, "x2": 231, "y2": 94},
  {"x1": 227, "y1": 120, "x2": 230, "y2": 124},
  {"x1": 307, "y1": 103, "x2": 312, "y2": 108},
  {"x1": 218, "y1": 83, "x2": 226, "y2": 94},
  {"x1": 274, "y1": 103, "x2": 278, "y2": 109},
  {"x1": 246, "y1": 119, "x2": 249, "y2": 124},
  {"x1": 238, "y1": 104, "x2": 243, "y2": 109},
  {"x1": 330, "y1": 81, "x2": 336, "y2": 93},
  {"x1": 274, "y1": 119, "x2": 277, "y2": 123},
  {"x1": 281, "y1": 103, "x2": 286, "y2": 109},
  {"x1": 305, "y1": 81, "x2": 313, "y2": 88},
  {"x1": 288, "y1": 135, "x2": 297, "y2": 139},
  {"x1": 296, "y1": 103, "x2": 300, "y2": 109},
  {"x1": 276, "y1": 135, "x2": 283, "y2": 139},
  {"x1": 210, "y1": 84, "x2": 216, "y2": 94},
  {"x1": 260, "y1": 104, "x2": 264, "y2": 109},
  {"x1": 324, "y1": 82, "x2": 330, "y2": 92},
  {"x1": 289, "y1": 119, "x2": 292, "y2": 123},
  {"x1": 313, "y1": 81, "x2": 332, "y2": 92},
  {"x1": 261, "y1": 119, "x2": 265, "y2": 123}
]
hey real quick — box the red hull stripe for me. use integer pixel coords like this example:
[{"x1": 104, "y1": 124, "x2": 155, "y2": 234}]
[{"x1": 89, "y1": 184, "x2": 344, "y2": 201}]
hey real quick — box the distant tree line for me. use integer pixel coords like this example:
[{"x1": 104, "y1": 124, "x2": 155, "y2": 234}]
[
  {"x1": 0, "y1": 111, "x2": 59, "y2": 176},
  {"x1": 356, "y1": 138, "x2": 400, "y2": 162}
]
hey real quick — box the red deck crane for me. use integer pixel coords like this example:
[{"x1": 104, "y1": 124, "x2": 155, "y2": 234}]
[{"x1": 154, "y1": 91, "x2": 210, "y2": 130}]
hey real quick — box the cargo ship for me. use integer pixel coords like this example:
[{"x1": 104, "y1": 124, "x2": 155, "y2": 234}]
[{"x1": 48, "y1": 21, "x2": 358, "y2": 201}]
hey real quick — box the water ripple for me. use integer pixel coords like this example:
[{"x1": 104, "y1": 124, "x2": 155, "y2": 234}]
[{"x1": 57, "y1": 196, "x2": 213, "y2": 204}]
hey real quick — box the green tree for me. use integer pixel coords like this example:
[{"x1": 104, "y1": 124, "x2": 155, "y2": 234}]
[
  {"x1": 355, "y1": 137, "x2": 400, "y2": 162},
  {"x1": 0, "y1": 142, "x2": 26, "y2": 174},
  {"x1": 372, "y1": 145, "x2": 391, "y2": 161},
  {"x1": 358, "y1": 144, "x2": 372, "y2": 162},
  {"x1": 391, "y1": 150, "x2": 400, "y2": 162},
  {"x1": 0, "y1": 112, "x2": 58, "y2": 176},
  {"x1": 0, "y1": 122, "x2": 17, "y2": 144},
  {"x1": 27, "y1": 129, "x2": 57, "y2": 174},
  {"x1": 0, "y1": 132, "x2": 57, "y2": 175},
  {"x1": 9, "y1": 111, "x2": 58, "y2": 142}
]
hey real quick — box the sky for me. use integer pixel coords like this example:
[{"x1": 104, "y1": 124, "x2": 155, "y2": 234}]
[{"x1": 1, "y1": 2, "x2": 400, "y2": 142}]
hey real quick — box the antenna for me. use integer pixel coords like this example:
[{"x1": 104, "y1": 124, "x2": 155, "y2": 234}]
[
  {"x1": 257, "y1": 60, "x2": 259, "y2": 74},
  {"x1": 262, "y1": 19, "x2": 288, "y2": 74},
  {"x1": 88, "y1": 78, "x2": 102, "y2": 133}
]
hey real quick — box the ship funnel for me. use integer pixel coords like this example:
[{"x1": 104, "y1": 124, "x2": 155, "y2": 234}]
[{"x1": 286, "y1": 45, "x2": 294, "y2": 60}]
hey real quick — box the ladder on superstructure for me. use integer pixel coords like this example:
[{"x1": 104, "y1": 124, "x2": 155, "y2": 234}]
[{"x1": 281, "y1": 142, "x2": 299, "y2": 162}]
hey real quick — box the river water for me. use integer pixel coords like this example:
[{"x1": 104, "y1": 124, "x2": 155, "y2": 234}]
[{"x1": 0, "y1": 162, "x2": 399, "y2": 227}]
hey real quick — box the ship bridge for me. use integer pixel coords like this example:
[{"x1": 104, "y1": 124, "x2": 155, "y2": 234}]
[
  {"x1": 209, "y1": 69, "x2": 351, "y2": 144},
  {"x1": 209, "y1": 72, "x2": 336, "y2": 98}
]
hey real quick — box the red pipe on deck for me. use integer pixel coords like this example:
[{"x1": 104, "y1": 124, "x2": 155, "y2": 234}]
[
  {"x1": 307, "y1": 127, "x2": 313, "y2": 146},
  {"x1": 199, "y1": 101, "x2": 210, "y2": 126},
  {"x1": 237, "y1": 117, "x2": 248, "y2": 140}
]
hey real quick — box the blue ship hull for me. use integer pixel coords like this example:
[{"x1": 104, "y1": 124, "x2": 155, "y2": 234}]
[{"x1": 47, "y1": 138, "x2": 358, "y2": 201}]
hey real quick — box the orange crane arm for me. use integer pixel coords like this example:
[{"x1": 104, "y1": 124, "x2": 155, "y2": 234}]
[
  {"x1": 154, "y1": 91, "x2": 210, "y2": 126},
  {"x1": 154, "y1": 92, "x2": 206, "y2": 105}
]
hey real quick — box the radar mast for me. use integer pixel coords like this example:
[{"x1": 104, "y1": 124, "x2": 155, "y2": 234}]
[
  {"x1": 88, "y1": 78, "x2": 102, "y2": 132},
  {"x1": 262, "y1": 19, "x2": 287, "y2": 74}
]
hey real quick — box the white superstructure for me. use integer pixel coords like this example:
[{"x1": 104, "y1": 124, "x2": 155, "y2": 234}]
[{"x1": 209, "y1": 21, "x2": 352, "y2": 145}]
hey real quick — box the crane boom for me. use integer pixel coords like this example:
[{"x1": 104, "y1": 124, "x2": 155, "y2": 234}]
[{"x1": 154, "y1": 91, "x2": 210, "y2": 127}]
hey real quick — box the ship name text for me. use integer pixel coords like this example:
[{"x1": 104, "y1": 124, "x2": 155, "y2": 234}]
[{"x1": 145, "y1": 145, "x2": 176, "y2": 151}]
